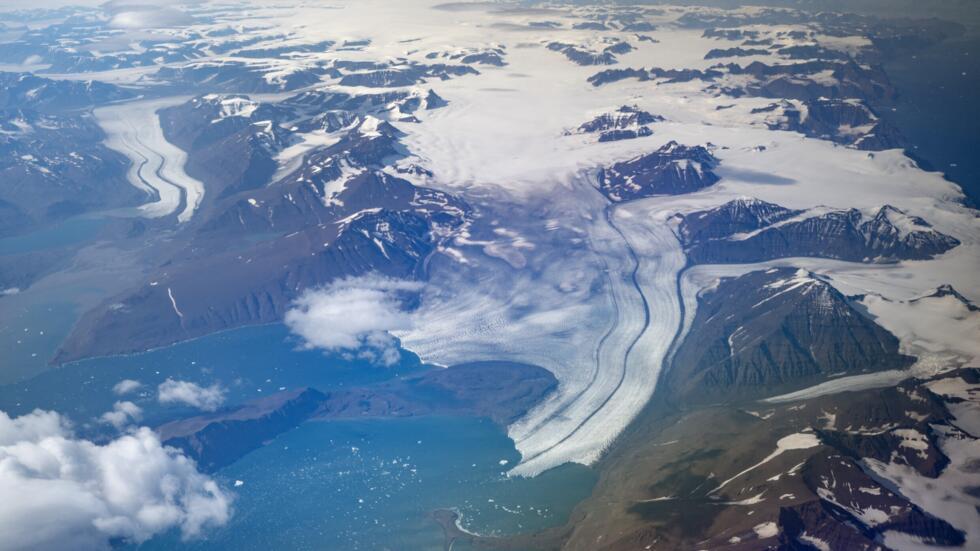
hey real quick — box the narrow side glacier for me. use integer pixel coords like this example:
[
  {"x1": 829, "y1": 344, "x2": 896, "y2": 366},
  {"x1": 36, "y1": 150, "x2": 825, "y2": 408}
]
[{"x1": 95, "y1": 98, "x2": 205, "y2": 223}]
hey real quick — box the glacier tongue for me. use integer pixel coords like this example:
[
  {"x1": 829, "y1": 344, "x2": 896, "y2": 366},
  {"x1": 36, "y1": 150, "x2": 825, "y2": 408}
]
[
  {"x1": 95, "y1": 97, "x2": 205, "y2": 223},
  {"x1": 399, "y1": 177, "x2": 686, "y2": 476}
]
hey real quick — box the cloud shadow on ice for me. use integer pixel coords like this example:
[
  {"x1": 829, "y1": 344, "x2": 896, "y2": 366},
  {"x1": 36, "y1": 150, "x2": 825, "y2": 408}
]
[{"x1": 717, "y1": 167, "x2": 796, "y2": 186}]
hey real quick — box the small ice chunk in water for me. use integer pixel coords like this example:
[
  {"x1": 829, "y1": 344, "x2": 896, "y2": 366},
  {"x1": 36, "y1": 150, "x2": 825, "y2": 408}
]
[
  {"x1": 234, "y1": 480, "x2": 244, "y2": 487},
  {"x1": 498, "y1": 459, "x2": 509, "y2": 466}
]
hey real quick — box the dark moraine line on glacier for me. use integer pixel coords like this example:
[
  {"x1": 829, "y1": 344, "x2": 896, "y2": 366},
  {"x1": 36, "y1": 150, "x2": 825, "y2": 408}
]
[
  {"x1": 660, "y1": 262, "x2": 692, "y2": 386},
  {"x1": 514, "y1": 228, "x2": 622, "y2": 441},
  {"x1": 510, "y1": 180, "x2": 627, "y2": 447},
  {"x1": 517, "y1": 203, "x2": 653, "y2": 463},
  {"x1": 135, "y1": 132, "x2": 189, "y2": 219},
  {"x1": 126, "y1": 138, "x2": 155, "y2": 201}
]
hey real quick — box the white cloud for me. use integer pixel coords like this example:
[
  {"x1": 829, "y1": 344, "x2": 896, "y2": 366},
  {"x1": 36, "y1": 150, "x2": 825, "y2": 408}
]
[
  {"x1": 157, "y1": 379, "x2": 225, "y2": 412},
  {"x1": 0, "y1": 409, "x2": 231, "y2": 551},
  {"x1": 99, "y1": 401, "x2": 143, "y2": 429},
  {"x1": 107, "y1": 7, "x2": 194, "y2": 29},
  {"x1": 112, "y1": 379, "x2": 142, "y2": 396},
  {"x1": 284, "y1": 275, "x2": 423, "y2": 366}
]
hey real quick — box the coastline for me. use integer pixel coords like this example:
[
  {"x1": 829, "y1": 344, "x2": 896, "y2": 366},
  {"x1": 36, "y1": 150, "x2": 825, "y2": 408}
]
[{"x1": 877, "y1": 23, "x2": 980, "y2": 207}]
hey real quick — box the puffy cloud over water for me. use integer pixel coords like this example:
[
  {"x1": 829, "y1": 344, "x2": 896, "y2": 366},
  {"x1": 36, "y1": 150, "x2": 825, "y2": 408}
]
[
  {"x1": 284, "y1": 275, "x2": 423, "y2": 366},
  {"x1": 112, "y1": 379, "x2": 142, "y2": 396},
  {"x1": 100, "y1": 400, "x2": 142, "y2": 429},
  {"x1": 0, "y1": 409, "x2": 231, "y2": 551},
  {"x1": 158, "y1": 379, "x2": 225, "y2": 412}
]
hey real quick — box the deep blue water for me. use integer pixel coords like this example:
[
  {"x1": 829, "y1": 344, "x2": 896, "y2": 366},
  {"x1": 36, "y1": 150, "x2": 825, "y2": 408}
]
[{"x1": 879, "y1": 29, "x2": 980, "y2": 206}]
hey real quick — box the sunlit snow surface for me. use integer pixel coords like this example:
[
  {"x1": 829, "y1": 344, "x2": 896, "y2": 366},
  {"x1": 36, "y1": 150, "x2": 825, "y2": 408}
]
[{"x1": 70, "y1": 0, "x2": 979, "y2": 475}]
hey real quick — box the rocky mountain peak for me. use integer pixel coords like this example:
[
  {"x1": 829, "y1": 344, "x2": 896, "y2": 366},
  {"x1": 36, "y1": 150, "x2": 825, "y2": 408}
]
[
  {"x1": 914, "y1": 284, "x2": 979, "y2": 312},
  {"x1": 666, "y1": 267, "x2": 912, "y2": 405},
  {"x1": 680, "y1": 200, "x2": 960, "y2": 264},
  {"x1": 597, "y1": 141, "x2": 721, "y2": 202}
]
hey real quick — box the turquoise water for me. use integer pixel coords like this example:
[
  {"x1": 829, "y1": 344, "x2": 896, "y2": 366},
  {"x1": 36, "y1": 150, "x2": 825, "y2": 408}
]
[
  {"x1": 0, "y1": 214, "x2": 123, "y2": 382},
  {"x1": 0, "y1": 299, "x2": 79, "y2": 384},
  {"x1": 139, "y1": 417, "x2": 594, "y2": 551},
  {"x1": 0, "y1": 323, "x2": 427, "y2": 436},
  {"x1": 0, "y1": 323, "x2": 596, "y2": 547},
  {"x1": 0, "y1": 215, "x2": 108, "y2": 255}
]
